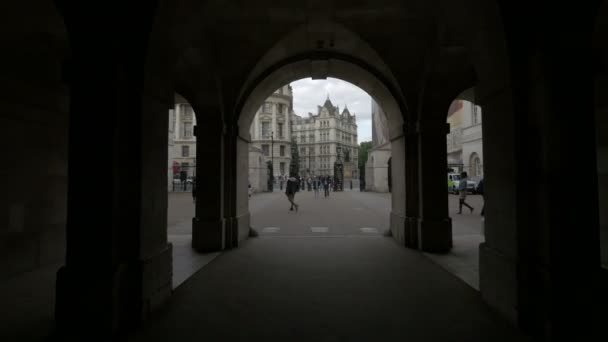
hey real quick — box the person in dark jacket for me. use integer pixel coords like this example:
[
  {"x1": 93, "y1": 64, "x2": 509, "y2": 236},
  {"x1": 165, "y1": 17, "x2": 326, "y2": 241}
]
[
  {"x1": 285, "y1": 175, "x2": 299, "y2": 212},
  {"x1": 477, "y1": 178, "x2": 485, "y2": 217}
]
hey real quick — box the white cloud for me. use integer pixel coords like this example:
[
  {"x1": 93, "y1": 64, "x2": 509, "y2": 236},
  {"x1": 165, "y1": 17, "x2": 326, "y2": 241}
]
[{"x1": 290, "y1": 78, "x2": 372, "y2": 143}]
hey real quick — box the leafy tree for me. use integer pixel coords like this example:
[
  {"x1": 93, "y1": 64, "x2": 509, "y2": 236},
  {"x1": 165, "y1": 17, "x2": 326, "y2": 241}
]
[
  {"x1": 289, "y1": 137, "x2": 300, "y2": 176},
  {"x1": 358, "y1": 141, "x2": 373, "y2": 169}
]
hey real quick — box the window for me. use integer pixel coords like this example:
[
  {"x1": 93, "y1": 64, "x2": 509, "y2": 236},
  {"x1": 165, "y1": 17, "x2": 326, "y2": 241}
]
[
  {"x1": 182, "y1": 145, "x2": 190, "y2": 157},
  {"x1": 280, "y1": 145, "x2": 285, "y2": 156},
  {"x1": 301, "y1": 147, "x2": 306, "y2": 154},
  {"x1": 472, "y1": 105, "x2": 481, "y2": 125},
  {"x1": 263, "y1": 102, "x2": 273, "y2": 113},
  {"x1": 280, "y1": 162, "x2": 285, "y2": 174},
  {"x1": 261, "y1": 122, "x2": 271, "y2": 138},
  {"x1": 277, "y1": 122, "x2": 284, "y2": 138},
  {"x1": 262, "y1": 144, "x2": 269, "y2": 156},
  {"x1": 183, "y1": 122, "x2": 193, "y2": 138}
]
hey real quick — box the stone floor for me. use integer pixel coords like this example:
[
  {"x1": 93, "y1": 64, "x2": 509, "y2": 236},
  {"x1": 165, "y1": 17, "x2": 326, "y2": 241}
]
[
  {"x1": 0, "y1": 190, "x2": 486, "y2": 341},
  {"x1": 127, "y1": 190, "x2": 525, "y2": 341},
  {"x1": 250, "y1": 189, "x2": 485, "y2": 289},
  {"x1": 167, "y1": 193, "x2": 219, "y2": 288}
]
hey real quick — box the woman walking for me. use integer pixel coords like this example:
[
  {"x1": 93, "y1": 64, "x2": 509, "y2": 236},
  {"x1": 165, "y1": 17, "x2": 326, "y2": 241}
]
[{"x1": 458, "y1": 171, "x2": 474, "y2": 214}]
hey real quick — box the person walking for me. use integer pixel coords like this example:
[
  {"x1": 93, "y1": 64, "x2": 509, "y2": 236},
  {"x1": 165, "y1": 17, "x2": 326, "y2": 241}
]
[
  {"x1": 323, "y1": 176, "x2": 330, "y2": 198},
  {"x1": 192, "y1": 177, "x2": 197, "y2": 202},
  {"x1": 286, "y1": 174, "x2": 299, "y2": 212},
  {"x1": 477, "y1": 178, "x2": 485, "y2": 220},
  {"x1": 458, "y1": 171, "x2": 474, "y2": 214},
  {"x1": 313, "y1": 177, "x2": 320, "y2": 198}
]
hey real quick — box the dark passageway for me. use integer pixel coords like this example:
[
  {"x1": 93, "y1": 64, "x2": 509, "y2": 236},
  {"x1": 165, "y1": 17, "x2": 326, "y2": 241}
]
[{"x1": 1, "y1": 1, "x2": 606, "y2": 341}]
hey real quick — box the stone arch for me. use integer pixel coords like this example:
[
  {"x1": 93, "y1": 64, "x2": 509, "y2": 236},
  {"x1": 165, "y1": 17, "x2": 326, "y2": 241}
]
[
  {"x1": 236, "y1": 57, "x2": 405, "y2": 140},
  {"x1": 234, "y1": 54, "x2": 407, "y2": 242}
]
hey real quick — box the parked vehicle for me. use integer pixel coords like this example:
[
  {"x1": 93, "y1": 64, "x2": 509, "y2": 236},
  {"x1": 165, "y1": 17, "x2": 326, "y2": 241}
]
[{"x1": 448, "y1": 172, "x2": 476, "y2": 194}]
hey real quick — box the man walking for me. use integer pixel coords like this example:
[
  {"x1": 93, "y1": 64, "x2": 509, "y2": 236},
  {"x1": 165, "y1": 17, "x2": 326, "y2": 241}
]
[{"x1": 286, "y1": 174, "x2": 299, "y2": 212}]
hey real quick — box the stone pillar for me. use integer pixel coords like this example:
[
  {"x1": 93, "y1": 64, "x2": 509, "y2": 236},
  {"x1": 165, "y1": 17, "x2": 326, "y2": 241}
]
[
  {"x1": 192, "y1": 116, "x2": 225, "y2": 252},
  {"x1": 175, "y1": 103, "x2": 181, "y2": 139},
  {"x1": 404, "y1": 122, "x2": 420, "y2": 248},
  {"x1": 389, "y1": 133, "x2": 408, "y2": 244},
  {"x1": 54, "y1": 2, "x2": 164, "y2": 337},
  {"x1": 416, "y1": 119, "x2": 452, "y2": 252}
]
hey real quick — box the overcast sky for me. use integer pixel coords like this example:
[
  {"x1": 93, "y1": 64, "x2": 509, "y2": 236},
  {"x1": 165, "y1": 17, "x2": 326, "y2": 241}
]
[{"x1": 290, "y1": 78, "x2": 372, "y2": 143}]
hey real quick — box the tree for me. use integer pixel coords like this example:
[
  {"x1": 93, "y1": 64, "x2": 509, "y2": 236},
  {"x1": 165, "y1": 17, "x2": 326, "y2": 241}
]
[
  {"x1": 289, "y1": 137, "x2": 300, "y2": 176},
  {"x1": 358, "y1": 141, "x2": 373, "y2": 169}
]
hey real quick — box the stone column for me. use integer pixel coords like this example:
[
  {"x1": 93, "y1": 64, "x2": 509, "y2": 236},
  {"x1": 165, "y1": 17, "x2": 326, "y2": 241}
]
[
  {"x1": 191, "y1": 115, "x2": 225, "y2": 252},
  {"x1": 54, "y1": 1, "x2": 165, "y2": 337},
  {"x1": 416, "y1": 118, "x2": 452, "y2": 252},
  {"x1": 175, "y1": 103, "x2": 181, "y2": 139},
  {"x1": 403, "y1": 122, "x2": 420, "y2": 248}
]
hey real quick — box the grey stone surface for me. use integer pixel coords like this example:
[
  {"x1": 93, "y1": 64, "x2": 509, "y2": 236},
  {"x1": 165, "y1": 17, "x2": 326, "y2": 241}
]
[{"x1": 128, "y1": 201, "x2": 524, "y2": 341}]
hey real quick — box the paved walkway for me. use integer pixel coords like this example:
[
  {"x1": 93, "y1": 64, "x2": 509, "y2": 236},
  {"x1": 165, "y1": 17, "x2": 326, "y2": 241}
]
[{"x1": 128, "y1": 190, "x2": 526, "y2": 341}]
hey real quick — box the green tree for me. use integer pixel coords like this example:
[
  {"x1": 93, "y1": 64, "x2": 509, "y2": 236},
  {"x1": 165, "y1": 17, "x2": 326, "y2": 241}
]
[
  {"x1": 289, "y1": 137, "x2": 300, "y2": 176},
  {"x1": 358, "y1": 141, "x2": 373, "y2": 169}
]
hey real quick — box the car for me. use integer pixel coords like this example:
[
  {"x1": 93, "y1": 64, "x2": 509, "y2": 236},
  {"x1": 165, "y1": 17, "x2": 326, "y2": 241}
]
[
  {"x1": 447, "y1": 173, "x2": 461, "y2": 194},
  {"x1": 448, "y1": 172, "x2": 477, "y2": 194}
]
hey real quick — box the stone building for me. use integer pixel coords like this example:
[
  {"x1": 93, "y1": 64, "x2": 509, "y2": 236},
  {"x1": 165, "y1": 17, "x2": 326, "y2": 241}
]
[
  {"x1": 249, "y1": 85, "x2": 293, "y2": 180},
  {"x1": 291, "y1": 95, "x2": 359, "y2": 178},
  {"x1": 446, "y1": 99, "x2": 483, "y2": 178},
  {"x1": 248, "y1": 87, "x2": 359, "y2": 188},
  {"x1": 169, "y1": 94, "x2": 197, "y2": 179},
  {"x1": 366, "y1": 99, "x2": 392, "y2": 192}
]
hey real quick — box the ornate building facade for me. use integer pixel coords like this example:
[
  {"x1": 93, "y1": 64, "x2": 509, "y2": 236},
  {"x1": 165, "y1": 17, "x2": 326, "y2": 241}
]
[
  {"x1": 291, "y1": 95, "x2": 359, "y2": 178},
  {"x1": 248, "y1": 86, "x2": 359, "y2": 191},
  {"x1": 446, "y1": 100, "x2": 484, "y2": 178},
  {"x1": 249, "y1": 85, "x2": 294, "y2": 180}
]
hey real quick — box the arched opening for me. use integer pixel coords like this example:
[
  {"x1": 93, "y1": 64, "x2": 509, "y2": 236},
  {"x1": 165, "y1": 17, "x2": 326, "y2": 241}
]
[
  {"x1": 235, "y1": 57, "x2": 406, "y2": 245},
  {"x1": 166, "y1": 93, "x2": 220, "y2": 289}
]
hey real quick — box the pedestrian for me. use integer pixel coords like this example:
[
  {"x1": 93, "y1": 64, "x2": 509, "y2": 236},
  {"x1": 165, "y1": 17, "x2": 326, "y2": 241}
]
[
  {"x1": 458, "y1": 171, "x2": 474, "y2": 214},
  {"x1": 286, "y1": 174, "x2": 299, "y2": 212},
  {"x1": 279, "y1": 175, "x2": 284, "y2": 190},
  {"x1": 477, "y1": 178, "x2": 485, "y2": 219},
  {"x1": 192, "y1": 177, "x2": 197, "y2": 203},
  {"x1": 323, "y1": 176, "x2": 330, "y2": 198},
  {"x1": 313, "y1": 177, "x2": 320, "y2": 198}
]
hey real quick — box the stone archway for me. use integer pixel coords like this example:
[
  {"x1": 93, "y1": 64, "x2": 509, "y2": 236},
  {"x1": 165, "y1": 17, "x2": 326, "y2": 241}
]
[{"x1": 235, "y1": 55, "x2": 407, "y2": 243}]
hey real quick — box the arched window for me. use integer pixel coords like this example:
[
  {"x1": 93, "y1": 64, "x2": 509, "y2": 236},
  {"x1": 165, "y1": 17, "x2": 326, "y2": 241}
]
[{"x1": 470, "y1": 153, "x2": 482, "y2": 177}]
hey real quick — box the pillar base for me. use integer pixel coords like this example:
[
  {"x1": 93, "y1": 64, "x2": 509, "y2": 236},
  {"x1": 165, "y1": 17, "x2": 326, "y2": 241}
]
[
  {"x1": 417, "y1": 218, "x2": 452, "y2": 252},
  {"x1": 192, "y1": 218, "x2": 225, "y2": 252},
  {"x1": 55, "y1": 243, "x2": 172, "y2": 337},
  {"x1": 405, "y1": 216, "x2": 419, "y2": 248},
  {"x1": 389, "y1": 211, "x2": 406, "y2": 245},
  {"x1": 479, "y1": 242, "x2": 518, "y2": 325}
]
